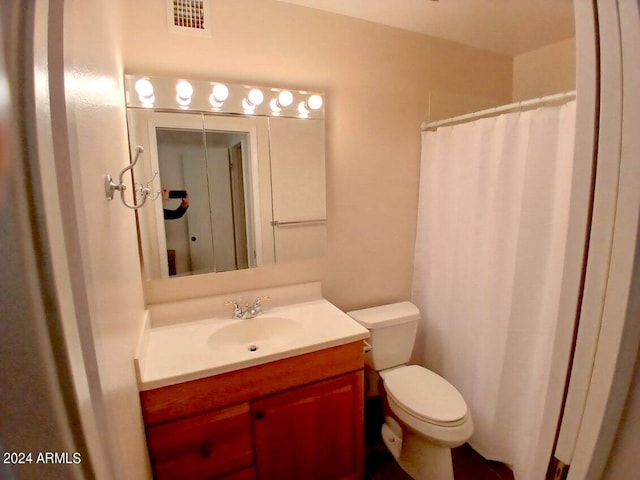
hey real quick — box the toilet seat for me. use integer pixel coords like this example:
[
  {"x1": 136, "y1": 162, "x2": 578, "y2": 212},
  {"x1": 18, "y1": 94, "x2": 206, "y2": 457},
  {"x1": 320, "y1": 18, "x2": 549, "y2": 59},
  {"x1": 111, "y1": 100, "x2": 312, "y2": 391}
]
[{"x1": 383, "y1": 365, "x2": 468, "y2": 427}]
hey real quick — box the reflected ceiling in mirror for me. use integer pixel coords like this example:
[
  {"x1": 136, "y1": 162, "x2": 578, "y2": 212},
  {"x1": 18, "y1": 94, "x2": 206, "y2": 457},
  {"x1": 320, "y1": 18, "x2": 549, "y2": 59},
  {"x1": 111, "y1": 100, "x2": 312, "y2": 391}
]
[{"x1": 124, "y1": 75, "x2": 326, "y2": 280}]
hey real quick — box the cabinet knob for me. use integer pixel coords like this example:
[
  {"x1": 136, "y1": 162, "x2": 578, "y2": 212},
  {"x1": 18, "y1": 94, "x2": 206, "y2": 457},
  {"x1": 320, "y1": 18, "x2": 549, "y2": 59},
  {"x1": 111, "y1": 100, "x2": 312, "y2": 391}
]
[
  {"x1": 255, "y1": 411, "x2": 264, "y2": 420},
  {"x1": 200, "y1": 442, "x2": 212, "y2": 458}
]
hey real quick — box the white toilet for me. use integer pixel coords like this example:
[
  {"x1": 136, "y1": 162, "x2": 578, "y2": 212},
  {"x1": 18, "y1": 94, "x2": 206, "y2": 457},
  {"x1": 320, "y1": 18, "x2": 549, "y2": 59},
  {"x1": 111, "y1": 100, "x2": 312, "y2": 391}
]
[{"x1": 348, "y1": 301, "x2": 473, "y2": 480}]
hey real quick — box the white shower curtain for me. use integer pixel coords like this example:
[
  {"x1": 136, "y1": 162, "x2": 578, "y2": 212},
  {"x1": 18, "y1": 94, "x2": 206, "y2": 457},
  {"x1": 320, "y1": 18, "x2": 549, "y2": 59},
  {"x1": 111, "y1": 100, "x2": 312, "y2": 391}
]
[{"x1": 411, "y1": 100, "x2": 576, "y2": 479}]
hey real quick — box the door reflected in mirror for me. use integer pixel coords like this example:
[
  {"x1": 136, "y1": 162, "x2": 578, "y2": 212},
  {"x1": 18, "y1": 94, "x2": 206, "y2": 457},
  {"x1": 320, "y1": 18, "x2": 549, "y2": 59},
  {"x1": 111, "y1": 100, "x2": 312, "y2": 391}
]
[{"x1": 157, "y1": 128, "x2": 252, "y2": 276}]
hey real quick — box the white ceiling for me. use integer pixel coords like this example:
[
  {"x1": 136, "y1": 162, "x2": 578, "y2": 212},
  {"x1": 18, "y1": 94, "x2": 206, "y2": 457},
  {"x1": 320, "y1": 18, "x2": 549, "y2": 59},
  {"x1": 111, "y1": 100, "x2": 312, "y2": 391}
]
[{"x1": 275, "y1": 0, "x2": 575, "y2": 56}]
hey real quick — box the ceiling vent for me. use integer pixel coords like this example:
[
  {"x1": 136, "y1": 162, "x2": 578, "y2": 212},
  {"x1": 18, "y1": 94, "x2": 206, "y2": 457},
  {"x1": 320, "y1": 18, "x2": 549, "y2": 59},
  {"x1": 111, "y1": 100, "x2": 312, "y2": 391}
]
[{"x1": 166, "y1": 0, "x2": 212, "y2": 36}]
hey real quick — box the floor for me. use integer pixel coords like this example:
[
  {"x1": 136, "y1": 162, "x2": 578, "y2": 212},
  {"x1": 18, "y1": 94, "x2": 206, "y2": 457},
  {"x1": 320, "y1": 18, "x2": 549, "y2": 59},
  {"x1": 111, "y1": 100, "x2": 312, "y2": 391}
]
[
  {"x1": 364, "y1": 397, "x2": 514, "y2": 480},
  {"x1": 365, "y1": 443, "x2": 515, "y2": 480}
]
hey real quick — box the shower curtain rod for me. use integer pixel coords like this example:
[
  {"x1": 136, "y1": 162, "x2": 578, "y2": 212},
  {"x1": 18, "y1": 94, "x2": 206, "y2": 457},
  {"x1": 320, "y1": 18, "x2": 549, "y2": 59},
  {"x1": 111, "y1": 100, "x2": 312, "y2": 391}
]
[{"x1": 421, "y1": 90, "x2": 576, "y2": 131}]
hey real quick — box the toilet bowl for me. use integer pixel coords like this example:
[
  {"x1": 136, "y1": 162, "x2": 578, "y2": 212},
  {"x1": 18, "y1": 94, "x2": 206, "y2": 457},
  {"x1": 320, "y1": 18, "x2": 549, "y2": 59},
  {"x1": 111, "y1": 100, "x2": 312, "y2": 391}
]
[
  {"x1": 348, "y1": 302, "x2": 473, "y2": 480},
  {"x1": 378, "y1": 365, "x2": 473, "y2": 479},
  {"x1": 382, "y1": 365, "x2": 473, "y2": 447}
]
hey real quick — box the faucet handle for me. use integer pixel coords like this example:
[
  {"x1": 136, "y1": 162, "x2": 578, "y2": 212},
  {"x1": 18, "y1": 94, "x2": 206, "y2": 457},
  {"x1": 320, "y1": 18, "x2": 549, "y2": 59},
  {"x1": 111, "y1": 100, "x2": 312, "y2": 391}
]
[
  {"x1": 253, "y1": 295, "x2": 270, "y2": 309},
  {"x1": 224, "y1": 300, "x2": 244, "y2": 319},
  {"x1": 233, "y1": 301, "x2": 244, "y2": 318}
]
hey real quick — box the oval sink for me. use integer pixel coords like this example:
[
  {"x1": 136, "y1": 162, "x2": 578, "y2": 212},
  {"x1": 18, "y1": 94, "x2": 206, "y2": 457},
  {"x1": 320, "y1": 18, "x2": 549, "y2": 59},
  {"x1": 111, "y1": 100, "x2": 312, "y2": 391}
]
[{"x1": 208, "y1": 317, "x2": 305, "y2": 353}]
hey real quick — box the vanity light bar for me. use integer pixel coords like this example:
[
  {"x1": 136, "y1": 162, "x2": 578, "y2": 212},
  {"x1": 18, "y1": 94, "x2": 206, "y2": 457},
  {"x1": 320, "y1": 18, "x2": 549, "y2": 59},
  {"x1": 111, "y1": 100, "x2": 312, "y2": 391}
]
[{"x1": 124, "y1": 75, "x2": 324, "y2": 119}]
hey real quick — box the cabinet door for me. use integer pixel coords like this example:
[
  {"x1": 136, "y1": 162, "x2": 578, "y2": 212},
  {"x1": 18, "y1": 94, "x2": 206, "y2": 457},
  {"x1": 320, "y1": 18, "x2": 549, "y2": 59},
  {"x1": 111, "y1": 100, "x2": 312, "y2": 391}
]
[
  {"x1": 147, "y1": 403, "x2": 253, "y2": 480},
  {"x1": 252, "y1": 371, "x2": 363, "y2": 480}
]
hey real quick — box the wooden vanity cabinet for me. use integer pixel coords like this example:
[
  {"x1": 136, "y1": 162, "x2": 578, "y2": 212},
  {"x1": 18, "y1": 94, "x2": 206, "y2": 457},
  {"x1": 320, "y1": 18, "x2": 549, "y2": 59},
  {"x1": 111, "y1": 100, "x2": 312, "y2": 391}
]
[
  {"x1": 140, "y1": 341, "x2": 364, "y2": 480},
  {"x1": 146, "y1": 403, "x2": 253, "y2": 480},
  {"x1": 253, "y1": 371, "x2": 363, "y2": 480}
]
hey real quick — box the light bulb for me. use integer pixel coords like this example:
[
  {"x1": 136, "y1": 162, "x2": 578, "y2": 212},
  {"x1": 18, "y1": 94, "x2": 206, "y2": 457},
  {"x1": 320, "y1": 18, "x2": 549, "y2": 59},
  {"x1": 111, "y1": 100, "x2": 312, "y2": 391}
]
[
  {"x1": 277, "y1": 90, "x2": 293, "y2": 107},
  {"x1": 307, "y1": 94, "x2": 323, "y2": 110},
  {"x1": 135, "y1": 79, "x2": 153, "y2": 97},
  {"x1": 298, "y1": 101, "x2": 309, "y2": 116},
  {"x1": 135, "y1": 78, "x2": 154, "y2": 104},
  {"x1": 176, "y1": 80, "x2": 193, "y2": 106},
  {"x1": 247, "y1": 88, "x2": 264, "y2": 106},
  {"x1": 210, "y1": 83, "x2": 229, "y2": 108},
  {"x1": 242, "y1": 99, "x2": 255, "y2": 112},
  {"x1": 270, "y1": 98, "x2": 282, "y2": 113},
  {"x1": 212, "y1": 83, "x2": 229, "y2": 102},
  {"x1": 270, "y1": 90, "x2": 294, "y2": 113}
]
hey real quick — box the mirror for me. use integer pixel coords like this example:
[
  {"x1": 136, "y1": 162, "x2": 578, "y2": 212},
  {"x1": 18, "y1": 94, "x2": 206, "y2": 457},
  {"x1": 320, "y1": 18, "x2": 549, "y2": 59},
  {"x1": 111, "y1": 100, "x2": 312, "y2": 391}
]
[
  {"x1": 157, "y1": 127, "x2": 252, "y2": 274},
  {"x1": 124, "y1": 75, "x2": 326, "y2": 279}
]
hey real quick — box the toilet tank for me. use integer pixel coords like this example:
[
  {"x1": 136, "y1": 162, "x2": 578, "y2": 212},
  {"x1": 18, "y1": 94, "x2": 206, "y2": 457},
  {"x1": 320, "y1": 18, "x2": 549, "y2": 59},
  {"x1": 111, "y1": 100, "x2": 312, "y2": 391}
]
[{"x1": 347, "y1": 302, "x2": 420, "y2": 371}]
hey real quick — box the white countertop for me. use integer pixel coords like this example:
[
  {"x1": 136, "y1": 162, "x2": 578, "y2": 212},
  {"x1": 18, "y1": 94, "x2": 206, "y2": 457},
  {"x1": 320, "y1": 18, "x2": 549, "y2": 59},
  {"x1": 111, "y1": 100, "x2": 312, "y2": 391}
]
[{"x1": 136, "y1": 298, "x2": 369, "y2": 391}]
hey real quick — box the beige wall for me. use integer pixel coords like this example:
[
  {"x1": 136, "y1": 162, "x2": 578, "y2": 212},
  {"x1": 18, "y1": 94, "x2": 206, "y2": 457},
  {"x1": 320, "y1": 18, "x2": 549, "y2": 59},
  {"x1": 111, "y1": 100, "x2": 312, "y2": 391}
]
[
  {"x1": 124, "y1": 0, "x2": 512, "y2": 311},
  {"x1": 427, "y1": 89, "x2": 510, "y2": 123},
  {"x1": 513, "y1": 37, "x2": 576, "y2": 102},
  {"x1": 63, "y1": 1, "x2": 150, "y2": 477}
]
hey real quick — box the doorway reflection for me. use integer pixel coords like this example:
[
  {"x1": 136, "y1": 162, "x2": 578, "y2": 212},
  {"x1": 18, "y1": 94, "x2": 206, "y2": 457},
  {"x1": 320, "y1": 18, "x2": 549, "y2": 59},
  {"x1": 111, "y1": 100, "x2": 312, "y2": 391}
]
[{"x1": 156, "y1": 127, "x2": 252, "y2": 275}]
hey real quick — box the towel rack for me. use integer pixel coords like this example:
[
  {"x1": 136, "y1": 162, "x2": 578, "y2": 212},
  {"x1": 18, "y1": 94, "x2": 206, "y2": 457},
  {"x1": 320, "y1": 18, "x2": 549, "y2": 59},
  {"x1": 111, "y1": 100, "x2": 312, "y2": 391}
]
[{"x1": 271, "y1": 218, "x2": 326, "y2": 227}]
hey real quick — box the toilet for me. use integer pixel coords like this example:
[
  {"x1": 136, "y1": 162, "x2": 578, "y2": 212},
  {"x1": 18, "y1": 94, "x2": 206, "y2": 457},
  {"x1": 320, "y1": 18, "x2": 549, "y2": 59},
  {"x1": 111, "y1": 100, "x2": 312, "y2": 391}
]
[{"x1": 348, "y1": 301, "x2": 473, "y2": 480}]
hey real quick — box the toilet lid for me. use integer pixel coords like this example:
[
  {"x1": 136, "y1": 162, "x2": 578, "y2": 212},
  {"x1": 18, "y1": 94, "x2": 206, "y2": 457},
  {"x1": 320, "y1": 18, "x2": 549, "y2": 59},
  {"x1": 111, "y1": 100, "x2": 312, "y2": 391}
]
[{"x1": 384, "y1": 365, "x2": 468, "y2": 426}]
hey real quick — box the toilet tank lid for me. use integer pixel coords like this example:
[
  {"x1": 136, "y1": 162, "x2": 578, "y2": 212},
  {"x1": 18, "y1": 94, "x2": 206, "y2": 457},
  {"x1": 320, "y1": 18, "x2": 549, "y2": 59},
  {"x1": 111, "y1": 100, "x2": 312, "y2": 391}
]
[{"x1": 347, "y1": 301, "x2": 420, "y2": 328}]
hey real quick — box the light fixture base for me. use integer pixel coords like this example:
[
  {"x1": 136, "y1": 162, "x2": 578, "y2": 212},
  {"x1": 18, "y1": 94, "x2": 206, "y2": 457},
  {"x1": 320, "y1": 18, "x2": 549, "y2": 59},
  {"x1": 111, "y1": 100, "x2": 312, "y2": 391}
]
[{"x1": 105, "y1": 174, "x2": 118, "y2": 200}]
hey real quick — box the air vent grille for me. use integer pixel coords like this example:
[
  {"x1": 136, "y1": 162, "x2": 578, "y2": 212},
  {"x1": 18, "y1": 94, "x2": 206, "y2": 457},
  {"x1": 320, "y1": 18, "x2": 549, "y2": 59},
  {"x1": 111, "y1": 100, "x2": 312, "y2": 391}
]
[{"x1": 166, "y1": 0, "x2": 211, "y2": 35}]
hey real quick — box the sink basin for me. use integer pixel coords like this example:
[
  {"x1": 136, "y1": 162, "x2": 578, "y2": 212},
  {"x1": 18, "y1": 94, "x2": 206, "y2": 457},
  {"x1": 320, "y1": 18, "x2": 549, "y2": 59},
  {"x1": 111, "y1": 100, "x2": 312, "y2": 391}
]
[
  {"x1": 139, "y1": 293, "x2": 372, "y2": 390},
  {"x1": 208, "y1": 316, "x2": 305, "y2": 353}
]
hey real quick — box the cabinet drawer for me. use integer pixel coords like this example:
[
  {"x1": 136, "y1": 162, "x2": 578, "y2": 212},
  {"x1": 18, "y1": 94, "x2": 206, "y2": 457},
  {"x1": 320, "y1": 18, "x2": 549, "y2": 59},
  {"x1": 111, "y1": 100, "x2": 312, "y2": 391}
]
[
  {"x1": 215, "y1": 466, "x2": 255, "y2": 480},
  {"x1": 141, "y1": 341, "x2": 363, "y2": 424},
  {"x1": 147, "y1": 403, "x2": 253, "y2": 480}
]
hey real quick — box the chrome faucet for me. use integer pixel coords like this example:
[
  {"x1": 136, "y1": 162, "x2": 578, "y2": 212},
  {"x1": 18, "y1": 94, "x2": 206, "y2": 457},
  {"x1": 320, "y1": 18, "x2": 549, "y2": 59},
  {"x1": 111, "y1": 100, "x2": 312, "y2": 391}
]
[
  {"x1": 231, "y1": 301, "x2": 244, "y2": 319},
  {"x1": 231, "y1": 296, "x2": 268, "y2": 319}
]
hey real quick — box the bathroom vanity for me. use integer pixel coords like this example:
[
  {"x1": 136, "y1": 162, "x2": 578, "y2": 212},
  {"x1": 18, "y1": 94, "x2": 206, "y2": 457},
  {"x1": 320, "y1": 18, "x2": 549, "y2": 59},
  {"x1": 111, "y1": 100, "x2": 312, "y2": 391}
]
[
  {"x1": 141, "y1": 342, "x2": 363, "y2": 479},
  {"x1": 136, "y1": 286, "x2": 369, "y2": 480}
]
